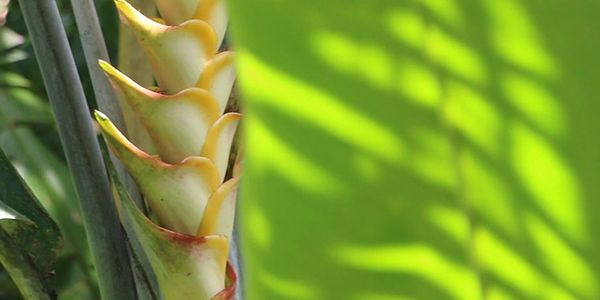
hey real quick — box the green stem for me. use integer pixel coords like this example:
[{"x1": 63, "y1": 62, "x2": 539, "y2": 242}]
[
  {"x1": 69, "y1": 0, "x2": 147, "y2": 211},
  {"x1": 0, "y1": 228, "x2": 51, "y2": 300},
  {"x1": 16, "y1": 1, "x2": 137, "y2": 299},
  {"x1": 68, "y1": 2, "x2": 156, "y2": 298},
  {"x1": 69, "y1": 0, "x2": 125, "y2": 131}
]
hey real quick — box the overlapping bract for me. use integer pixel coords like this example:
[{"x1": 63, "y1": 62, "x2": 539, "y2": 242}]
[{"x1": 95, "y1": 0, "x2": 239, "y2": 299}]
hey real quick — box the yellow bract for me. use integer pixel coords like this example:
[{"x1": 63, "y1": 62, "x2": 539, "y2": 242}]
[
  {"x1": 116, "y1": 0, "x2": 218, "y2": 93},
  {"x1": 100, "y1": 60, "x2": 221, "y2": 164},
  {"x1": 154, "y1": 0, "x2": 229, "y2": 45},
  {"x1": 95, "y1": 0, "x2": 240, "y2": 298}
]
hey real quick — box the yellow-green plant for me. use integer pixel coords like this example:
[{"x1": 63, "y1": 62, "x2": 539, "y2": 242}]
[{"x1": 94, "y1": 0, "x2": 240, "y2": 298}]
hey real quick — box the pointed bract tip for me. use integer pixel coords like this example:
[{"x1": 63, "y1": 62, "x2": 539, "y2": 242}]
[
  {"x1": 114, "y1": 0, "x2": 138, "y2": 24},
  {"x1": 98, "y1": 59, "x2": 111, "y2": 70},
  {"x1": 113, "y1": 0, "x2": 127, "y2": 12},
  {"x1": 98, "y1": 60, "x2": 120, "y2": 78},
  {"x1": 114, "y1": 0, "x2": 128, "y2": 10},
  {"x1": 94, "y1": 111, "x2": 119, "y2": 138},
  {"x1": 114, "y1": 0, "x2": 166, "y2": 34},
  {"x1": 94, "y1": 110, "x2": 108, "y2": 122}
]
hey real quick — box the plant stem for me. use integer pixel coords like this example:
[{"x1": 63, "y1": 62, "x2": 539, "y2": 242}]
[
  {"x1": 69, "y1": 0, "x2": 125, "y2": 131},
  {"x1": 16, "y1": 1, "x2": 137, "y2": 299},
  {"x1": 0, "y1": 228, "x2": 51, "y2": 300},
  {"x1": 67, "y1": 2, "x2": 156, "y2": 297},
  {"x1": 68, "y1": 0, "x2": 146, "y2": 209}
]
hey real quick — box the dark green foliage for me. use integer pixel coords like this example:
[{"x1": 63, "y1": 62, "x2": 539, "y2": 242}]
[
  {"x1": 1, "y1": 4, "x2": 100, "y2": 298},
  {"x1": 16, "y1": 0, "x2": 137, "y2": 298},
  {"x1": 0, "y1": 147, "x2": 62, "y2": 298}
]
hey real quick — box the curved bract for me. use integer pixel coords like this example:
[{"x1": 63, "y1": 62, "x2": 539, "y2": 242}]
[
  {"x1": 201, "y1": 113, "x2": 242, "y2": 182},
  {"x1": 100, "y1": 60, "x2": 221, "y2": 163},
  {"x1": 115, "y1": 0, "x2": 218, "y2": 93},
  {"x1": 197, "y1": 176, "x2": 240, "y2": 238},
  {"x1": 154, "y1": 0, "x2": 229, "y2": 45},
  {"x1": 95, "y1": 0, "x2": 240, "y2": 298},
  {"x1": 97, "y1": 112, "x2": 221, "y2": 235},
  {"x1": 197, "y1": 51, "x2": 237, "y2": 113},
  {"x1": 114, "y1": 173, "x2": 229, "y2": 299}
]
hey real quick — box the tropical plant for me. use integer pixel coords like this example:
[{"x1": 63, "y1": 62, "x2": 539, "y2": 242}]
[
  {"x1": 4, "y1": 0, "x2": 240, "y2": 298},
  {"x1": 93, "y1": 0, "x2": 240, "y2": 298},
  {"x1": 2, "y1": 0, "x2": 600, "y2": 299}
]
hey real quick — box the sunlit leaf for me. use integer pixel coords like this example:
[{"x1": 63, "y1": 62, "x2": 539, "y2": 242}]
[{"x1": 228, "y1": 0, "x2": 600, "y2": 298}]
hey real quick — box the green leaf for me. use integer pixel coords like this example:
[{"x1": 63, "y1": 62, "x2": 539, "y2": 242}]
[
  {"x1": 0, "y1": 76, "x2": 98, "y2": 300},
  {"x1": 0, "y1": 127, "x2": 99, "y2": 298},
  {"x1": 0, "y1": 26, "x2": 27, "y2": 64},
  {"x1": 0, "y1": 146, "x2": 62, "y2": 298},
  {"x1": 0, "y1": 201, "x2": 30, "y2": 222},
  {"x1": 228, "y1": 0, "x2": 600, "y2": 299},
  {"x1": 0, "y1": 87, "x2": 53, "y2": 130}
]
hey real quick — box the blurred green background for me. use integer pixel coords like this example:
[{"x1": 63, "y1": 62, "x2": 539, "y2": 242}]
[
  {"x1": 2, "y1": 0, "x2": 600, "y2": 299},
  {"x1": 228, "y1": 0, "x2": 600, "y2": 299}
]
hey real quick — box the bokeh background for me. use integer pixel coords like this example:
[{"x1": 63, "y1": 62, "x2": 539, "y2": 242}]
[{"x1": 229, "y1": 0, "x2": 600, "y2": 299}]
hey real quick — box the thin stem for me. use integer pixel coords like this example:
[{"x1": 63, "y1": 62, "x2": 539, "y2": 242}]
[
  {"x1": 16, "y1": 1, "x2": 137, "y2": 299},
  {"x1": 69, "y1": 0, "x2": 125, "y2": 131},
  {"x1": 67, "y1": 2, "x2": 156, "y2": 298},
  {"x1": 69, "y1": 0, "x2": 146, "y2": 210},
  {"x1": 0, "y1": 228, "x2": 51, "y2": 300}
]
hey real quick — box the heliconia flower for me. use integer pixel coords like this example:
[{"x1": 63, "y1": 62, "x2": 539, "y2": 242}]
[
  {"x1": 153, "y1": 0, "x2": 229, "y2": 45},
  {"x1": 96, "y1": 109, "x2": 240, "y2": 233},
  {"x1": 110, "y1": 159, "x2": 236, "y2": 299},
  {"x1": 96, "y1": 111, "x2": 219, "y2": 235},
  {"x1": 197, "y1": 176, "x2": 240, "y2": 238},
  {"x1": 196, "y1": 51, "x2": 237, "y2": 113},
  {"x1": 97, "y1": 0, "x2": 241, "y2": 298},
  {"x1": 99, "y1": 60, "x2": 220, "y2": 163},
  {"x1": 200, "y1": 112, "x2": 241, "y2": 182},
  {"x1": 99, "y1": 59, "x2": 239, "y2": 167},
  {"x1": 115, "y1": 0, "x2": 236, "y2": 97}
]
